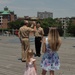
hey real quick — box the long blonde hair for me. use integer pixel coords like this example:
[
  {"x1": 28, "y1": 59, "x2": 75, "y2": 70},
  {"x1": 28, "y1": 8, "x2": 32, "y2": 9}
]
[
  {"x1": 48, "y1": 27, "x2": 61, "y2": 51},
  {"x1": 26, "y1": 49, "x2": 34, "y2": 63}
]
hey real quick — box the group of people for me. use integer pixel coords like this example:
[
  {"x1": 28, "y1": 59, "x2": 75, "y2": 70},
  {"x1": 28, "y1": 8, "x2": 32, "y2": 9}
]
[
  {"x1": 18, "y1": 20, "x2": 44, "y2": 61},
  {"x1": 18, "y1": 20, "x2": 62, "y2": 75}
]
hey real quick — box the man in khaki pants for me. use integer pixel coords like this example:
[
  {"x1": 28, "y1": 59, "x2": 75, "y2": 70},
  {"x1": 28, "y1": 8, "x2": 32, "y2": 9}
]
[{"x1": 18, "y1": 20, "x2": 36, "y2": 62}]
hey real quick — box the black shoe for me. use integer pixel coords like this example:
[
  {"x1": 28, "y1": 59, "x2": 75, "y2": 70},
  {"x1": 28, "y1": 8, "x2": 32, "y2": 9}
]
[
  {"x1": 38, "y1": 55, "x2": 41, "y2": 57},
  {"x1": 22, "y1": 59, "x2": 26, "y2": 62},
  {"x1": 34, "y1": 54, "x2": 38, "y2": 57},
  {"x1": 22, "y1": 60, "x2": 26, "y2": 62},
  {"x1": 38, "y1": 54, "x2": 41, "y2": 57}
]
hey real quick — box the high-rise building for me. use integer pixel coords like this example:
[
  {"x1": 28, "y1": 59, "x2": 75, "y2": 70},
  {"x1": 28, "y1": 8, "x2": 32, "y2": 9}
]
[
  {"x1": 37, "y1": 11, "x2": 53, "y2": 19},
  {"x1": 0, "y1": 6, "x2": 17, "y2": 29}
]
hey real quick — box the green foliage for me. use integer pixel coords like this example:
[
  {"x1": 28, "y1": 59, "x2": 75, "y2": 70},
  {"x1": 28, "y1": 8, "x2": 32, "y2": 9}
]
[
  {"x1": 36, "y1": 18, "x2": 62, "y2": 28},
  {"x1": 67, "y1": 20, "x2": 75, "y2": 36},
  {"x1": 41, "y1": 18, "x2": 55, "y2": 28},
  {"x1": 7, "y1": 18, "x2": 63, "y2": 36},
  {"x1": 8, "y1": 20, "x2": 24, "y2": 29},
  {"x1": 37, "y1": 18, "x2": 63, "y2": 36}
]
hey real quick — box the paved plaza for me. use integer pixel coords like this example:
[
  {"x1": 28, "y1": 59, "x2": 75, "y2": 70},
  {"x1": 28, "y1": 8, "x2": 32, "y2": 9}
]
[{"x1": 0, "y1": 35, "x2": 75, "y2": 75}]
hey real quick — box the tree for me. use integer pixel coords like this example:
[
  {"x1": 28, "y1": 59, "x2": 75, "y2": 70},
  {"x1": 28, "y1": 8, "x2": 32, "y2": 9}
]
[
  {"x1": 67, "y1": 20, "x2": 75, "y2": 36},
  {"x1": 8, "y1": 20, "x2": 24, "y2": 29},
  {"x1": 36, "y1": 18, "x2": 63, "y2": 36}
]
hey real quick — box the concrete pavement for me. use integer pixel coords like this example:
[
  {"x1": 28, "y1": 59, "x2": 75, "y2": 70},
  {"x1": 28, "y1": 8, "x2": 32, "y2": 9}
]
[{"x1": 0, "y1": 35, "x2": 75, "y2": 75}]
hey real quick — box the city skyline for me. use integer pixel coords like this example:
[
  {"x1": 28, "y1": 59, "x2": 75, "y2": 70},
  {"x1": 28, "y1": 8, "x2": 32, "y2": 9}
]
[{"x1": 0, "y1": 0, "x2": 75, "y2": 18}]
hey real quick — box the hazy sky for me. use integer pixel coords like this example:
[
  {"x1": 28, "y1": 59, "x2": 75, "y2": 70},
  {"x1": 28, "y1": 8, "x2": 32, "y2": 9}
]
[{"x1": 0, "y1": 0, "x2": 75, "y2": 18}]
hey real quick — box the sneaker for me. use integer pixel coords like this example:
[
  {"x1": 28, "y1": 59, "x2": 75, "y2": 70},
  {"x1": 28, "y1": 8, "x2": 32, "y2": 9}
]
[{"x1": 22, "y1": 59, "x2": 26, "y2": 62}]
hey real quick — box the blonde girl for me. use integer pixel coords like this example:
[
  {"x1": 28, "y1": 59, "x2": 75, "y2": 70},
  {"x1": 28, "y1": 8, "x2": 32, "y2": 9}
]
[
  {"x1": 24, "y1": 49, "x2": 37, "y2": 75},
  {"x1": 41, "y1": 27, "x2": 62, "y2": 75}
]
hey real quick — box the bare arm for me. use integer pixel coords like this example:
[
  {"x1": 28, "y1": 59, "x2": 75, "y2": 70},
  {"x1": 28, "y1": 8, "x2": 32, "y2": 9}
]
[
  {"x1": 57, "y1": 37, "x2": 62, "y2": 50},
  {"x1": 30, "y1": 24, "x2": 36, "y2": 32},
  {"x1": 33, "y1": 61, "x2": 37, "y2": 72},
  {"x1": 42, "y1": 37, "x2": 46, "y2": 53}
]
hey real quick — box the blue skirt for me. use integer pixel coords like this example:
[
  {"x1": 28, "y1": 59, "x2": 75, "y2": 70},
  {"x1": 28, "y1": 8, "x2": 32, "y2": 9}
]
[{"x1": 41, "y1": 50, "x2": 60, "y2": 71}]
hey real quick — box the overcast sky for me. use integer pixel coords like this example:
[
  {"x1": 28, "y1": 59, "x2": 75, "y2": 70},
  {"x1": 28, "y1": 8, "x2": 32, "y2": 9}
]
[{"x1": 0, "y1": 0, "x2": 75, "y2": 18}]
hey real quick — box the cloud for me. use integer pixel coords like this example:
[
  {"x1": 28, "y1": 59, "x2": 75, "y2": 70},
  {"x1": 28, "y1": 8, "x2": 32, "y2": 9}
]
[
  {"x1": 9, "y1": 6, "x2": 30, "y2": 10},
  {"x1": 0, "y1": 0, "x2": 14, "y2": 4}
]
